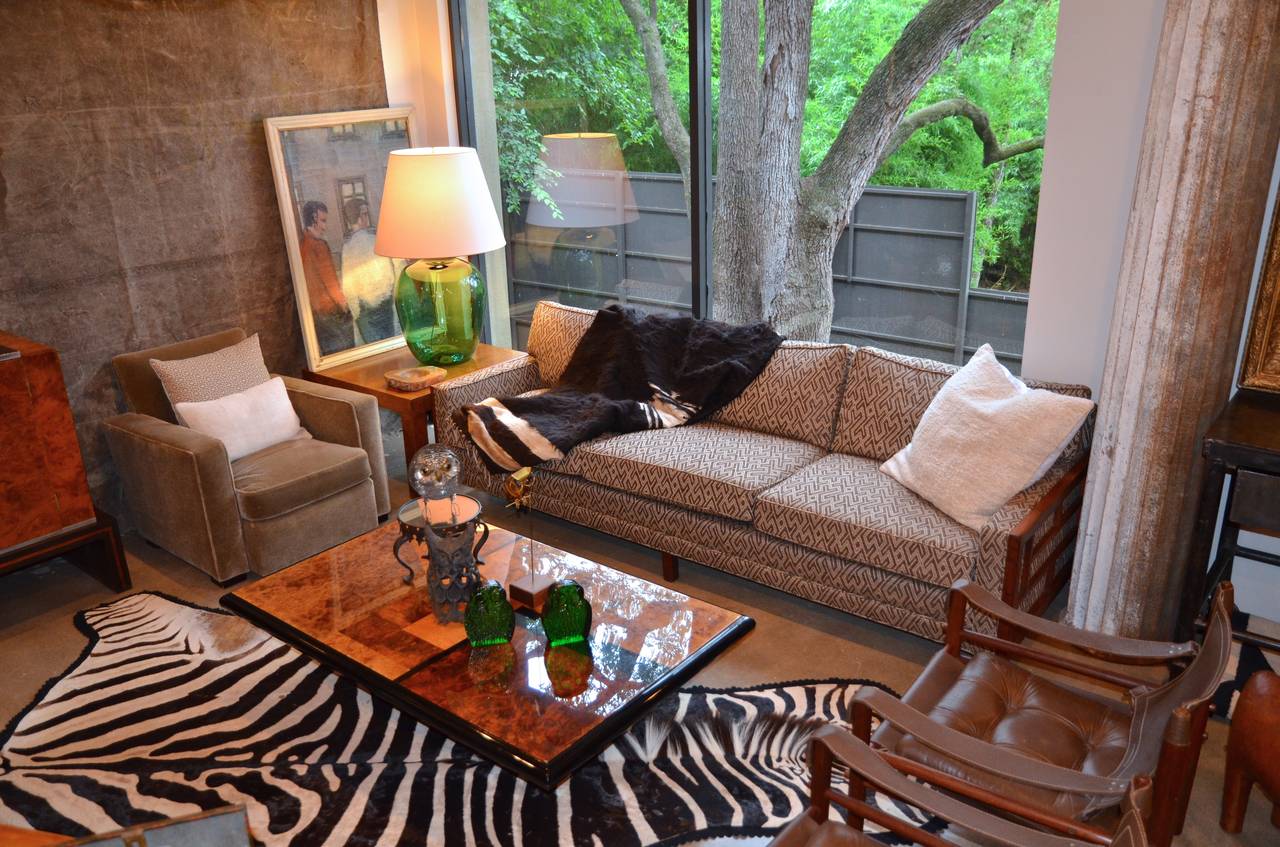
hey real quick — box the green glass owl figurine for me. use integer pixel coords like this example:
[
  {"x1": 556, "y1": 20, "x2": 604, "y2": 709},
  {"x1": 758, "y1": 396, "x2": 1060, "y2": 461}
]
[
  {"x1": 542, "y1": 579, "x2": 592, "y2": 647},
  {"x1": 464, "y1": 580, "x2": 515, "y2": 647}
]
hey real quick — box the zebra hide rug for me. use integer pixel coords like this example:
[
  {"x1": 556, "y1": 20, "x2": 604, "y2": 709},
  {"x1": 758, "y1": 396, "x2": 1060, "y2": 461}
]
[{"x1": 0, "y1": 592, "x2": 945, "y2": 846}]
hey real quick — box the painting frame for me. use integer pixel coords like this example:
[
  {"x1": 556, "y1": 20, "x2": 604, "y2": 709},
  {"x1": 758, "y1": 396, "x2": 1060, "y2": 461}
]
[
  {"x1": 1241, "y1": 204, "x2": 1280, "y2": 392},
  {"x1": 264, "y1": 106, "x2": 416, "y2": 371}
]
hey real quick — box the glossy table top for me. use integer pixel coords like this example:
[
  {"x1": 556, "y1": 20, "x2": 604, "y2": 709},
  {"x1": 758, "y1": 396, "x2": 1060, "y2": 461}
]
[{"x1": 223, "y1": 518, "x2": 751, "y2": 788}]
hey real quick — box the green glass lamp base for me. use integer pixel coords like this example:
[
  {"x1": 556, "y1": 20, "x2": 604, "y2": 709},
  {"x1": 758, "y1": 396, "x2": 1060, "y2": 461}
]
[{"x1": 394, "y1": 257, "x2": 487, "y2": 365}]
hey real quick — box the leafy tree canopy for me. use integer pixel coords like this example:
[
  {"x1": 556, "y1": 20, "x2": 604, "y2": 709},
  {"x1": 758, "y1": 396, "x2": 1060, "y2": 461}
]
[{"x1": 489, "y1": 0, "x2": 1057, "y2": 291}]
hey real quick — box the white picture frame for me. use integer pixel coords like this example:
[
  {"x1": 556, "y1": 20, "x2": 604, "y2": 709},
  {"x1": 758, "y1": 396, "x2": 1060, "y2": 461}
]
[{"x1": 264, "y1": 106, "x2": 416, "y2": 371}]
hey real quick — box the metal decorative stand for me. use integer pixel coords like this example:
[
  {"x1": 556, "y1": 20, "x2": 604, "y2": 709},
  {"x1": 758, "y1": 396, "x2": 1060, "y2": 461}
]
[{"x1": 394, "y1": 493, "x2": 489, "y2": 623}]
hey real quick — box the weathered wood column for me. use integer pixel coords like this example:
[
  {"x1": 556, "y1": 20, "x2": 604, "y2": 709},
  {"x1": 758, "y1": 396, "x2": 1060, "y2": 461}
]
[{"x1": 1067, "y1": 0, "x2": 1280, "y2": 637}]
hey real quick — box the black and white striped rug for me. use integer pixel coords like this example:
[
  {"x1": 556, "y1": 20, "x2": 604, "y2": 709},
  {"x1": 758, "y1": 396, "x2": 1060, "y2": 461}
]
[{"x1": 0, "y1": 593, "x2": 944, "y2": 846}]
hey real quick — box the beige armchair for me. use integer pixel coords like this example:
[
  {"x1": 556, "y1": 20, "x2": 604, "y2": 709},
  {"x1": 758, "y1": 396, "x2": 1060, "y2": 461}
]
[{"x1": 105, "y1": 329, "x2": 390, "y2": 583}]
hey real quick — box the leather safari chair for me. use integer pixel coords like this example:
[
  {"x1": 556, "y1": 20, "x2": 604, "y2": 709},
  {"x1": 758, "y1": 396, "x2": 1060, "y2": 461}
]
[
  {"x1": 105, "y1": 329, "x2": 390, "y2": 582},
  {"x1": 848, "y1": 580, "x2": 1232, "y2": 847},
  {"x1": 770, "y1": 725, "x2": 1152, "y2": 847}
]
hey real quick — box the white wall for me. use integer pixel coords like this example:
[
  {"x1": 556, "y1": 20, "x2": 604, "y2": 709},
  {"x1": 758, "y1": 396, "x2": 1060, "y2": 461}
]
[
  {"x1": 1021, "y1": 0, "x2": 1167, "y2": 391},
  {"x1": 377, "y1": 0, "x2": 460, "y2": 147}
]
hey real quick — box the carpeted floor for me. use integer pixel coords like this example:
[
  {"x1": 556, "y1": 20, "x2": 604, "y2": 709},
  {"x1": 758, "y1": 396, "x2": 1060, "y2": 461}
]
[{"x1": 0, "y1": 482, "x2": 1274, "y2": 844}]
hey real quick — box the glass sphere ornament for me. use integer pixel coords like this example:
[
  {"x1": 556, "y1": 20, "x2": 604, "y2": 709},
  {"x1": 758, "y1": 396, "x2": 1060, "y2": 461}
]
[{"x1": 409, "y1": 445, "x2": 461, "y2": 502}]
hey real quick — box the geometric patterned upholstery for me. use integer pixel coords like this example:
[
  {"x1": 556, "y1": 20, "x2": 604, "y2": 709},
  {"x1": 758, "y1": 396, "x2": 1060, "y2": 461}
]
[
  {"x1": 892, "y1": 651, "x2": 1133, "y2": 817},
  {"x1": 711, "y1": 341, "x2": 851, "y2": 449},
  {"x1": 835, "y1": 346, "x2": 1094, "y2": 461},
  {"x1": 525, "y1": 300, "x2": 600, "y2": 386},
  {"x1": 755, "y1": 453, "x2": 979, "y2": 587},
  {"x1": 569, "y1": 423, "x2": 825, "y2": 523}
]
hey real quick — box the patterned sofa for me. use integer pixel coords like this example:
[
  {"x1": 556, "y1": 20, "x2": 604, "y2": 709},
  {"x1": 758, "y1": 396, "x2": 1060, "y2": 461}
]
[{"x1": 436, "y1": 301, "x2": 1093, "y2": 641}]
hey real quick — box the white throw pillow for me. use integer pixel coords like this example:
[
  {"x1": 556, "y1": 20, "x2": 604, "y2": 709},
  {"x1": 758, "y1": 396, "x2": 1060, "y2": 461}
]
[
  {"x1": 174, "y1": 377, "x2": 308, "y2": 462},
  {"x1": 880, "y1": 344, "x2": 1093, "y2": 531}
]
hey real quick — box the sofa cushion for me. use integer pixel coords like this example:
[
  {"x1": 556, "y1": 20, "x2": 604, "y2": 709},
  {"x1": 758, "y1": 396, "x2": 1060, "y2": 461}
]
[
  {"x1": 571, "y1": 423, "x2": 825, "y2": 523},
  {"x1": 711, "y1": 341, "x2": 851, "y2": 449},
  {"x1": 526, "y1": 301, "x2": 596, "y2": 386},
  {"x1": 835, "y1": 346, "x2": 1093, "y2": 461},
  {"x1": 754, "y1": 452, "x2": 978, "y2": 587},
  {"x1": 232, "y1": 437, "x2": 371, "y2": 521}
]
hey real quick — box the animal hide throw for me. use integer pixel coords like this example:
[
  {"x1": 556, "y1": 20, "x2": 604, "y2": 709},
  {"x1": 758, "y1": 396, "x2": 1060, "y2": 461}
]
[{"x1": 459, "y1": 306, "x2": 782, "y2": 472}]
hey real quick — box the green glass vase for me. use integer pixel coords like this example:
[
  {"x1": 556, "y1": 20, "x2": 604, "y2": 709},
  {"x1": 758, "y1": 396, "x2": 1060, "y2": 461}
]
[
  {"x1": 464, "y1": 579, "x2": 515, "y2": 647},
  {"x1": 394, "y1": 257, "x2": 486, "y2": 365},
  {"x1": 541, "y1": 579, "x2": 592, "y2": 647}
]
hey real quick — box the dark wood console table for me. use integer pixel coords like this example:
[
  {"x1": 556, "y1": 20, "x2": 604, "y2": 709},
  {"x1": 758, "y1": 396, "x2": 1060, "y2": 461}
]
[{"x1": 1179, "y1": 389, "x2": 1280, "y2": 640}]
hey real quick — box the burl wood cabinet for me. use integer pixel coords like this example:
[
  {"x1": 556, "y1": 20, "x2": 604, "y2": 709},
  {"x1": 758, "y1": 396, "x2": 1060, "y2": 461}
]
[{"x1": 0, "y1": 332, "x2": 128, "y2": 589}]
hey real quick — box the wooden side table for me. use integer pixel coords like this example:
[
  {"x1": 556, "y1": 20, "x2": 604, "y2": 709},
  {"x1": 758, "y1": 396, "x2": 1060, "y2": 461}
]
[
  {"x1": 1178, "y1": 389, "x2": 1280, "y2": 639},
  {"x1": 304, "y1": 343, "x2": 527, "y2": 472}
]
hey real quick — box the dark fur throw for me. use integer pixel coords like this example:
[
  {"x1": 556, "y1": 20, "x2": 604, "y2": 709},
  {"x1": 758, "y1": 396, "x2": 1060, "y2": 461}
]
[{"x1": 459, "y1": 306, "x2": 783, "y2": 472}]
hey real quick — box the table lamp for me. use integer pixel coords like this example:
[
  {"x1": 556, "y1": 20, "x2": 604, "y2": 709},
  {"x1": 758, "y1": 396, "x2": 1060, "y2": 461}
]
[
  {"x1": 525, "y1": 133, "x2": 637, "y2": 303},
  {"x1": 375, "y1": 147, "x2": 506, "y2": 365}
]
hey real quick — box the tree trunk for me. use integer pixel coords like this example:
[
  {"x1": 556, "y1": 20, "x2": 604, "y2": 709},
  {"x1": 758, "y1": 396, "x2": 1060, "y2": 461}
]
[
  {"x1": 710, "y1": 0, "x2": 765, "y2": 325},
  {"x1": 775, "y1": 0, "x2": 1002, "y2": 339}
]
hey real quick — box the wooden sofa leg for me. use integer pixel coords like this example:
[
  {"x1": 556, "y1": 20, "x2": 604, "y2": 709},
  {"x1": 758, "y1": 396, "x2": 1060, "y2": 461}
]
[{"x1": 661, "y1": 552, "x2": 679, "y2": 582}]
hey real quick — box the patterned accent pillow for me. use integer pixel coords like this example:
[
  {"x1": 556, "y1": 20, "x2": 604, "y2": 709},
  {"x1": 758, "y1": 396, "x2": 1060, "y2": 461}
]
[
  {"x1": 150, "y1": 333, "x2": 271, "y2": 418},
  {"x1": 711, "y1": 342, "x2": 851, "y2": 448}
]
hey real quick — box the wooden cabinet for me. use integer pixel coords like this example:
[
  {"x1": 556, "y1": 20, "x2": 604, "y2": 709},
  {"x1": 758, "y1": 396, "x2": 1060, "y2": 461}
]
[{"x1": 0, "y1": 332, "x2": 128, "y2": 589}]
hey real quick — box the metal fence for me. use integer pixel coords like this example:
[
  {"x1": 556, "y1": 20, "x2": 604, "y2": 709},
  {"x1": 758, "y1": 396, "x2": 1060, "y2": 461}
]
[{"x1": 504, "y1": 172, "x2": 1028, "y2": 370}]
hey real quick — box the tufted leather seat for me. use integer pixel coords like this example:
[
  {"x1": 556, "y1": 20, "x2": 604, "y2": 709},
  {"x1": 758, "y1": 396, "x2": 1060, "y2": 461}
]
[{"x1": 889, "y1": 651, "x2": 1132, "y2": 816}]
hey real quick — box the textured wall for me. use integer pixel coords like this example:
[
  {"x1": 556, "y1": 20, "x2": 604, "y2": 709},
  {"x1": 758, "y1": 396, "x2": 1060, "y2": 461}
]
[{"x1": 0, "y1": 0, "x2": 389, "y2": 516}]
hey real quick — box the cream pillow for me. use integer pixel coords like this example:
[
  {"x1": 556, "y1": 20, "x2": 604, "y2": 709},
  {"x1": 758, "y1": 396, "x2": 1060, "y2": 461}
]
[
  {"x1": 880, "y1": 345, "x2": 1093, "y2": 531},
  {"x1": 173, "y1": 377, "x2": 308, "y2": 462}
]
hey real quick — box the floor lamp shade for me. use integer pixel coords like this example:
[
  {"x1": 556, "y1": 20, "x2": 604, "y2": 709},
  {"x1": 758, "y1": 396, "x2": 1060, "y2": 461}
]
[
  {"x1": 526, "y1": 133, "x2": 639, "y2": 229},
  {"x1": 374, "y1": 147, "x2": 506, "y2": 366}
]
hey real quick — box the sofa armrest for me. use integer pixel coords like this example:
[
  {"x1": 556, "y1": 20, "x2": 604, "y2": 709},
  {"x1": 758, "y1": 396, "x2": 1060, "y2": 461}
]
[
  {"x1": 279, "y1": 375, "x2": 389, "y2": 517},
  {"x1": 103, "y1": 413, "x2": 247, "y2": 581},
  {"x1": 973, "y1": 453, "x2": 1089, "y2": 631},
  {"x1": 433, "y1": 355, "x2": 541, "y2": 491}
]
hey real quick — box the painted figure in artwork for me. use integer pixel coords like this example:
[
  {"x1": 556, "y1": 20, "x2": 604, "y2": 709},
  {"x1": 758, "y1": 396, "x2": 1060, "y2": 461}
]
[
  {"x1": 340, "y1": 197, "x2": 401, "y2": 345},
  {"x1": 299, "y1": 200, "x2": 355, "y2": 355}
]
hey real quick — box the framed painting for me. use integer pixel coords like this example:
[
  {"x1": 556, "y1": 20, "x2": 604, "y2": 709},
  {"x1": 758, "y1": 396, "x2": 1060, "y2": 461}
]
[
  {"x1": 1241, "y1": 205, "x2": 1280, "y2": 392},
  {"x1": 264, "y1": 107, "x2": 415, "y2": 370}
]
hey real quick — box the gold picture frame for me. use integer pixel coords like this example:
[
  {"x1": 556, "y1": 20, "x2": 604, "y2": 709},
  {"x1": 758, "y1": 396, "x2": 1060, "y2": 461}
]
[{"x1": 1242, "y1": 208, "x2": 1280, "y2": 392}]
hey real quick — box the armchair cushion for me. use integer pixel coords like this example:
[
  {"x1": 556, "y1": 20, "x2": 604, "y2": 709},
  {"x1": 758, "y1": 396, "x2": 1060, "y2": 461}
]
[
  {"x1": 232, "y1": 438, "x2": 371, "y2": 521},
  {"x1": 886, "y1": 651, "x2": 1132, "y2": 817},
  {"x1": 754, "y1": 453, "x2": 978, "y2": 587}
]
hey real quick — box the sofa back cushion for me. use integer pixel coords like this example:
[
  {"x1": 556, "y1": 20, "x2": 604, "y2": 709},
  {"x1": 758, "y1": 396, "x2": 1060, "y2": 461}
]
[
  {"x1": 836, "y1": 346, "x2": 1092, "y2": 461},
  {"x1": 526, "y1": 301, "x2": 596, "y2": 385},
  {"x1": 711, "y1": 341, "x2": 852, "y2": 449}
]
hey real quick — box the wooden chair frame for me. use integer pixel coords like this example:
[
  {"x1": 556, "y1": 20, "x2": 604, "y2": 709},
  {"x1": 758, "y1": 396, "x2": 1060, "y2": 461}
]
[{"x1": 847, "y1": 580, "x2": 1229, "y2": 847}]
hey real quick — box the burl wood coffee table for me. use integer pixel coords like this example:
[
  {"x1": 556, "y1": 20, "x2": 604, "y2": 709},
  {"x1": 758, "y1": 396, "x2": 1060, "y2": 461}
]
[{"x1": 222, "y1": 518, "x2": 752, "y2": 790}]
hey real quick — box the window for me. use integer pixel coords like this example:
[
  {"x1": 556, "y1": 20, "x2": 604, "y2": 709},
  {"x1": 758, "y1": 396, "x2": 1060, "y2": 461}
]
[
  {"x1": 328, "y1": 123, "x2": 357, "y2": 140},
  {"x1": 335, "y1": 176, "x2": 369, "y2": 235},
  {"x1": 456, "y1": 1, "x2": 1056, "y2": 370}
]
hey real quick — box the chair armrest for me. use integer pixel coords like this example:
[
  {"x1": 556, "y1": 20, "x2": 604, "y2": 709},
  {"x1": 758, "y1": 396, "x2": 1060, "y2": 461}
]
[
  {"x1": 279, "y1": 375, "x2": 388, "y2": 516},
  {"x1": 810, "y1": 726, "x2": 1086, "y2": 847},
  {"x1": 854, "y1": 687, "x2": 1129, "y2": 798},
  {"x1": 950, "y1": 579, "x2": 1196, "y2": 664},
  {"x1": 103, "y1": 413, "x2": 246, "y2": 581},
  {"x1": 433, "y1": 356, "x2": 541, "y2": 491}
]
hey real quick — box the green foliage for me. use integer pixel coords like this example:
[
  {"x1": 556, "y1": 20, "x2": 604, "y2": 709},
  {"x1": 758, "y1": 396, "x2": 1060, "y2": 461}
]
[{"x1": 489, "y1": 0, "x2": 1058, "y2": 289}]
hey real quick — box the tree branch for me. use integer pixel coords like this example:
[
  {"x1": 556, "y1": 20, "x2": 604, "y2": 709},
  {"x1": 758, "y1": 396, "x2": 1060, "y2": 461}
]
[
  {"x1": 618, "y1": 0, "x2": 692, "y2": 212},
  {"x1": 802, "y1": 0, "x2": 1002, "y2": 223},
  {"x1": 878, "y1": 97, "x2": 1045, "y2": 168}
]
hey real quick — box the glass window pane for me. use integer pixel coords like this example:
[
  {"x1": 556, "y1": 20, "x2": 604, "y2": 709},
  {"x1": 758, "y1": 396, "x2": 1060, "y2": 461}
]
[{"x1": 470, "y1": 0, "x2": 693, "y2": 348}]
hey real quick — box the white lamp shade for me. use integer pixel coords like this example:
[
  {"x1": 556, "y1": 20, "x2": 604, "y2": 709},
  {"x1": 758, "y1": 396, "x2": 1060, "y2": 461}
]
[
  {"x1": 374, "y1": 147, "x2": 507, "y2": 259},
  {"x1": 526, "y1": 133, "x2": 639, "y2": 229}
]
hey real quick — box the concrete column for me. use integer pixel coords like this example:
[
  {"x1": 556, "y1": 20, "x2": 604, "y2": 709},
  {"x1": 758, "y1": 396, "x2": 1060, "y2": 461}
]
[{"x1": 1067, "y1": 0, "x2": 1280, "y2": 637}]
